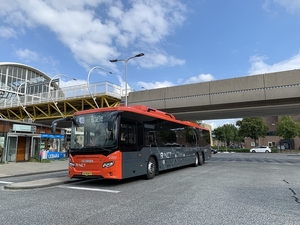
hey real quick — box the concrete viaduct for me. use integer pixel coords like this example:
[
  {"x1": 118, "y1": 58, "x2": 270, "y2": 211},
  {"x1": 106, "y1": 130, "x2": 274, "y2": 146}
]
[
  {"x1": 1, "y1": 69, "x2": 300, "y2": 124},
  {"x1": 127, "y1": 69, "x2": 300, "y2": 121}
]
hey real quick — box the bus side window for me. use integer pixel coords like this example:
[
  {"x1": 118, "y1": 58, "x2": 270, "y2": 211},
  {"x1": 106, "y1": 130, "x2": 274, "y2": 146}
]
[{"x1": 121, "y1": 131, "x2": 128, "y2": 142}]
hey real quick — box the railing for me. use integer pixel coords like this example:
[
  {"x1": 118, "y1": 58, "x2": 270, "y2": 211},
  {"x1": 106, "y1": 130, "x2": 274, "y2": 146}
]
[{"x1": 0, "y1": 81, "x2": 122, "y2": 109}]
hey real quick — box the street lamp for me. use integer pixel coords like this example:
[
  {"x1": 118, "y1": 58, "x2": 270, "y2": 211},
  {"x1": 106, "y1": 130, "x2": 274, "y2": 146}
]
[
  {"x1": 109, "y1": 53, "x2": 144, "y2": 106},
  {"x1": 48, "y1": 74, "x2": 77, "y2": 118},
  {"x1": 87, "y1": 66, "x2": 113, "y2": 108},
  {"x1": 17, "y1": 81, "x2": 33, "y2": 121}
]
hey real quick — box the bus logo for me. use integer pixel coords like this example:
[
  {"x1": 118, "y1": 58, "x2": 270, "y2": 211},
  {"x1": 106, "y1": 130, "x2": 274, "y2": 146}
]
[{"x1": 81, "y1": 159, "x2": 94, "y2": 163}]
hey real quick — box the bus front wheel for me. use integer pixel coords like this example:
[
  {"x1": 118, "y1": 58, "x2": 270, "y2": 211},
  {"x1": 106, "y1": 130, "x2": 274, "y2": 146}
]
[
  {"x1": 198, "y1": 152, "x2": 204, "y2": 166},
  {"x1": 146, "y1": 156, "x2": 156, "y2": 179}
]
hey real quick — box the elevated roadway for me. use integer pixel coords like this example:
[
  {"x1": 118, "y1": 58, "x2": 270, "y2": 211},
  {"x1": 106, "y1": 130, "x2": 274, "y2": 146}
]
[
  {"x1": 128, "y1": 69, "x2": 300, "y2": 120},
  {"x1": 1, "y1": 69, "x2": 300, "y2": 124}
]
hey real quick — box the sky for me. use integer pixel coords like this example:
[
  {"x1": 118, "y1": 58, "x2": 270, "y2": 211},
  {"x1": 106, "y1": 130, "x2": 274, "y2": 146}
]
[{"x1": 1, "y1": 0, "x2": 300, "y2": 129}]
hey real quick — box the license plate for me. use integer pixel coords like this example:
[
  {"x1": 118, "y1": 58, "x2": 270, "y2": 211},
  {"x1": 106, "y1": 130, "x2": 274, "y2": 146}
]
[{"x1": 82, "y1": 172, "x2": 92, "y2": 176}]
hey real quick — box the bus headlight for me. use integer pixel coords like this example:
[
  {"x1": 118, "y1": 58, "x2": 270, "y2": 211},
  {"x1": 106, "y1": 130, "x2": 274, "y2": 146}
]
[
  {"x1": 69, "y1": 162, "x2": 75, "y2": 167},
  {"x1": 102, "y1": 161, "x2": 115, "y2": 168}
]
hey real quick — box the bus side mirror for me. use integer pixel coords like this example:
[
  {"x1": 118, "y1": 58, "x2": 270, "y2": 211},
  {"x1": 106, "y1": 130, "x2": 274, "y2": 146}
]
[
  {"x1": 51, "y1": 122, "x2": 58, "y2": 134},
  {"x1": 51, "y1": 117, "x2": 73, "y2": 134}
]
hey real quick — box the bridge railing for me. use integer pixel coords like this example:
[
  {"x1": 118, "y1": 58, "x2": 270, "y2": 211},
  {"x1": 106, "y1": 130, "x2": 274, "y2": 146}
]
[{"x1": 0, "y1": 81, "x2": 122, "y2": 109}]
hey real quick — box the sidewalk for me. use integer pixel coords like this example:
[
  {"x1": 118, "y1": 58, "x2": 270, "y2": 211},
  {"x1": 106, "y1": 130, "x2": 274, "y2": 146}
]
[
  {"x1": 0, "y1": 160, "x2": 68, "y2": 178},
  {"x1": 0, "y1": 160, "x2": 75, "y2": 189}
]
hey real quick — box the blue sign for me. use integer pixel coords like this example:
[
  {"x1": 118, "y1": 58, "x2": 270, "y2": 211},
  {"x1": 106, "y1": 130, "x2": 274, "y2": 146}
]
[
  {"x1": 47, "y1": 151, "x2": 66, "y2": 159},
  {"x1": 41, "y1": 134, "x2": 64, "y2": 139}
]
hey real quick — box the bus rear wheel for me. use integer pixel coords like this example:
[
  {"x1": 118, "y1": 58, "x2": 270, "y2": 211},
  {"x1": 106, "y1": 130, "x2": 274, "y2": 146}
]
[
  {"x1": 146, "y1": 156, "x2": 156, "y2": 179},
  {"x1": 194, "y1": 153, "x2": 199, "y2": 167}
]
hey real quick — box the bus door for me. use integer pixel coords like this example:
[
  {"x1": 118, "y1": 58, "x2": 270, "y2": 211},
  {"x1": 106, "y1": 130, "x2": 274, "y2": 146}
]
[{"x1": 120, "y1": 122, "x2": 137, "y2": 152}]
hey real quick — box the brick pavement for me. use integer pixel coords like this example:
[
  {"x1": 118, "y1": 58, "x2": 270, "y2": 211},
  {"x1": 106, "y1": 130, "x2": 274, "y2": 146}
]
[{"x1": 0, "y1": 160, "x2": 68, "y2": 178}]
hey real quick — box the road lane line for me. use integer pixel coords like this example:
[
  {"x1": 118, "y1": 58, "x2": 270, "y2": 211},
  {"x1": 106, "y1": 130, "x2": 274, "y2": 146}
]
[
  {"x1": 0, "y1": 181, "x2": 13, "y2": 184},
  {"x1": 60, "y1": 186, "x2": 120, "y2": 193}
]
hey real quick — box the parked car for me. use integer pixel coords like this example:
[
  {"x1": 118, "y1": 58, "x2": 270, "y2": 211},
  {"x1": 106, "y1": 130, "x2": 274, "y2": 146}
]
[
  {"x1": 211, "y1": 148, "x2": 218, "y2": 154},
  {"x1": 250, "y1": 146, "x2": 271, "y2": 153}
]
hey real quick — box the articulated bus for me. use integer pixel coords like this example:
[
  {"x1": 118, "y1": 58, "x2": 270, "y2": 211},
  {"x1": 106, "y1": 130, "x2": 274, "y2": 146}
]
[{"x1": 51, "y1": 105, "x2": 212, "y2": 180}]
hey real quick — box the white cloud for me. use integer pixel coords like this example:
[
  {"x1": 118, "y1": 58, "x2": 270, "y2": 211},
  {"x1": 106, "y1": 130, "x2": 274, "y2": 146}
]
[
  {"x1": 0, "y1": 0, "x2": 187, "y2": 70},
  {"x1": 136, "y1": 72, "x2": 215, "y2": 90},
  {"x1": 15, "y1": 49, "x2": 39, "y2": 62},
  {"x1": 137, "y1": 80, "x2": 174, "y2": 89},
  {"x1": 59, "y1": 79, "x2": 87, "y2": 88},
  {"x1": 248, "y1": 51, "x2": 300, "y2": 75},
  {"x1": 138, "y1": 51, "x2": 185, "y2": 68},
  {"x1": 0, "y1": 26, "x2": 17, "y2": 38},
  {"x1": 273, "y1": 0, "x2": 300, "y2": 13},
  {"x1": 110, "y1": 1, "x2": 186, "y2": 47},
  {"x1": 263, "y1": 0, "x2": 300, "y2": 14},
  {"x1": 14, "y1": 48, "x2": 59, "y2": 66},
  {"x1": 136, "y1": 73, "x2": 215, "y2": 90},
  {"x1": 203, "y1": 118, "x2": 240, "y2": 130},
  {"x1": 184, "y1": 74, "x2": 214, "y2": 84}
]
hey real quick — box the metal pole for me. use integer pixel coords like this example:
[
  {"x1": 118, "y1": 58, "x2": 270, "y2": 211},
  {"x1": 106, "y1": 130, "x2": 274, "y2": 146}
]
[
  {"x1": 125, "y1": 61, "x2": 128, "y2": 106},
  {"x1": 87, "y1": 66, "x2": 112, "y2": 109},
  {"x1": 17, "y1": 81, "x2": 33, "y2": 121},
  {"x1": 48, "y1": 74, "x2": 76, "y2": 118},
  {"x1": 109, "y1": 53, "x2": 144, "y2": 107}
]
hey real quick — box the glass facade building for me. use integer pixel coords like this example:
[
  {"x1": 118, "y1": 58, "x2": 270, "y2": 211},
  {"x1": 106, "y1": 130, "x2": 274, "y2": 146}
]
[
  {"x1": 0, "y1": 62, "x2": 60, "y2": 105},
  {"x1": 0, "y1": 62, "x2": 64, "y2": 162}
]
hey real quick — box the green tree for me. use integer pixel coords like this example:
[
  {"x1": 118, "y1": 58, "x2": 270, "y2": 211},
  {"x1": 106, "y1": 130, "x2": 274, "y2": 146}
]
[
  {"x1": 276, "y1": 116, "x2": 300, "y2": 150},
  {"x1": 236, "y1": 117, "x2": 268, "y2": 146},
  {"x1": 213, "y1": 124, "x2": 239, "y2": 147}
]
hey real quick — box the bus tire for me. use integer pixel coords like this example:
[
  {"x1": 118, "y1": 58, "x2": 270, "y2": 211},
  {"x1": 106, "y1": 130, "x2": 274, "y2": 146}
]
[
  {"x1": 198, "y1": 152, "x2": 204, "y2": 166},
  {"x1": 146, "y1": 156, "x2": 156, "y2": 179},
  {"x1": 194, "y1": 153, "x2": 199, "y2": 167}
]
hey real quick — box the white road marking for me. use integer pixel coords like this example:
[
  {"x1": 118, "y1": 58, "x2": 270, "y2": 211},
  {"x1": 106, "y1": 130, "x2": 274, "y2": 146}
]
[
  {"x1": 0, "y1": 181, "x2": 13, "y2": 184},
  {"x1": 60, "y1": 186, "x2": 120, "y2": 193}
]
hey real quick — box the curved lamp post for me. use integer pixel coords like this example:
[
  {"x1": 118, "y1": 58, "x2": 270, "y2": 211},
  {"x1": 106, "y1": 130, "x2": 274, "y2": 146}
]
[
  {"x1": 17, "y1": 81, "x2": 33, "y2": 121},
  {"x1": 87, "y1": 66, "x2": 113, "y2": 108},
  {"x1": 109, "y1": 53, "x2": 144, "y2": 106},
  {"x1": 48, "y1": 74, "x2": 77, "y2": 118}
]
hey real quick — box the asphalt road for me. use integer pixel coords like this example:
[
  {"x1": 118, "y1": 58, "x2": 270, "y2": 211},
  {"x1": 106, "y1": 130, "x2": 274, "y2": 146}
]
[{"x1": 1, "y1": 153, "x2": 300, "y2": 225}]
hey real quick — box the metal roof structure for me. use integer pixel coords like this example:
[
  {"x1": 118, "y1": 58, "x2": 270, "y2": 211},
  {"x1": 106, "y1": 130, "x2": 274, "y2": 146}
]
[{"x1": 0, "y1": 62, "x2": 122, "y2": 124}]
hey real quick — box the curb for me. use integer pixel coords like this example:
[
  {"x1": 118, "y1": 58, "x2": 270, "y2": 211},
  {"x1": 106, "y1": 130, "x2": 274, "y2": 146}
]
[
  {"x1": 3, "y1": 177, "x2": 81, "y2": 190},
  {"x1": 0, "y1": 169, "x2": 67, "y2": 178}
]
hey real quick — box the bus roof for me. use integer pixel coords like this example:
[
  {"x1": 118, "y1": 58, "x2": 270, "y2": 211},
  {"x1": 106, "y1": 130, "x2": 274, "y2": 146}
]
[{"x1": 73, "y1": 105, "x2": 209, "y2": 131}]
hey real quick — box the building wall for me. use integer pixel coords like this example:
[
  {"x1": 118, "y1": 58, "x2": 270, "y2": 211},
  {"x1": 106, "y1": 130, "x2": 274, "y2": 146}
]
[{"x1": 0, "y1": 119, "x2": 64, "y2": 162}]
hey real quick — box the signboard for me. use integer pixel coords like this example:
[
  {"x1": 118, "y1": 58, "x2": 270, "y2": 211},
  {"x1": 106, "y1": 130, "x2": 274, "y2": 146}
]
[
  {"x1": 47, "y1": 151, "x2": 66, "y2": 159},
  {"x1": 40, "y1": 150, "x2": 66, "y2": 160},
  {"x1": 41, "y1": 134, "x2": 64, "y2": 139},
  {"x1": 13, "y1": 124, "x2": 36, "y2": 132}
]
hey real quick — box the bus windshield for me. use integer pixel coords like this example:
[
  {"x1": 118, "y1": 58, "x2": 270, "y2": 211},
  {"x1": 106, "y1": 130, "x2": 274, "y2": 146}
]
[{"x1": 70, "y1": 111, "x2": 119, "y2": 152}]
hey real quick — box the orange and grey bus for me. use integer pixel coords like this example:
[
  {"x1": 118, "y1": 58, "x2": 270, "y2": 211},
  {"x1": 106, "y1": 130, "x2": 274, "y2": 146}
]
[{"x1": 51, "y1": 105, "x2": 212, "y2": 180}]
